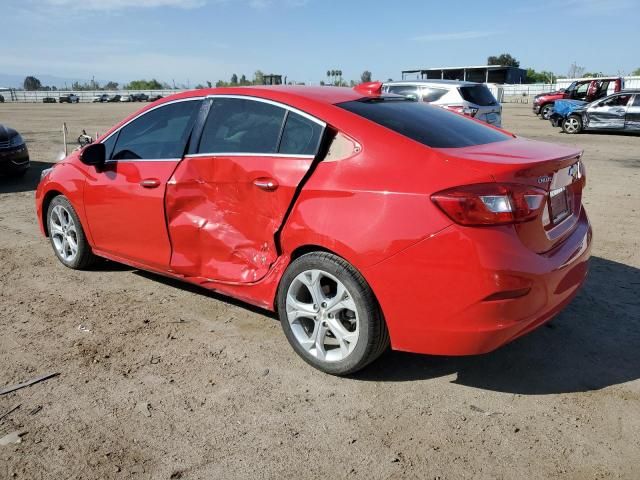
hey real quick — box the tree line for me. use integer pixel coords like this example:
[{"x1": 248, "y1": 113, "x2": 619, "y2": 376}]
[{"x1": 20, "y1": 61, "x2": 640, "y2": 92}]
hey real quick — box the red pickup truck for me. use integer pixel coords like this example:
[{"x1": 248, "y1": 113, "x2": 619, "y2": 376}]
[{"x1": 533, "y1": 77, "x2": 623, "y2": 119}]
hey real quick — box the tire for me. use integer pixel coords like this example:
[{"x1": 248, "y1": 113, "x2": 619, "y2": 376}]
[
  {"x1": 46, "y1": 195, "x2": 97, "y2": 269},
  {"x1": 540, "y1": 104, "x2": 553, "y2": 120},
  {"x1": 277, "y1": 252, "x2": 389, "y2": 375},
  {"x1": 562, "y1": 115, "x2": 583, "y2": 134}
]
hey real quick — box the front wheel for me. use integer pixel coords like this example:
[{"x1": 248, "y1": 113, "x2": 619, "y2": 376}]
[
  {"x1": 277, "y1": 252, "x2": 389, "y2": 375},
  {"x1": 562, "y1": 115, "x2": 583, "y2": 134},
  {"x1": 540, "y1": 103, "x2": 553, "y2": 120},
  {"x1": 47, "y1": 196, "x2": 97, "y2": 269}
]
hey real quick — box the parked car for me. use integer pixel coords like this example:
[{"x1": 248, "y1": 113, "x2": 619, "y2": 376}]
[
  {"x1": 107, "y1": 95, "x2": 121, "y2": 102},
  {"x1": 0, "y1": 123, "x2": 30, "y2": 176},
  {"x1": 59, "y1": 93, "x2": 80, "y2": 103},
  {"x1": 120, "y1": 95, "x2": 132, "y2": 102},
  {"x1": 92, "y1": 94, "x2": 109, "y2": 103},
  {"x1": 42, "y1": 97, "x2": 56, "y2": 103},
  {"x1": 382, "y1": 80, "x2": 502, "y2": 127},
  {"x1": 36, "y1": 84, "x2": 591, "y2": 374},
  {"x1": 551, "y1": 90, "x2": 640, "y2": 134},
  {"x1": 130, "y1": 93, "x2": 149, "y2": 102},
  {"x1": 533, "y1": 77, "x2": 623, "y2": 120},
  {"x1": 147, "y1": 94, "x2": 163, "y2": 102}
]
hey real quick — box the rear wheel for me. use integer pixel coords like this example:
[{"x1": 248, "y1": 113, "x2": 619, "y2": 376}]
[
  {"x1": 540, "y1": 103, "x2": 553, "y2": 120},
  {"x1": 277, "y1": 252, "x2": 389, "y2": 375},
  {"x1": 47, "y1": 196, "x2": 97, "y2": 269},
  {"x1": 562, "y1": 115, "x2": 583, "y2": 134}
]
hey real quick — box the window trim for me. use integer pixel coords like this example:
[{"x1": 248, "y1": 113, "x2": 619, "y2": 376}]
[
  {"x1": 193, "y1": 94, "x2": 327, "y2": 157},
  {"x1": 100, "y1": 97, "x2": 204, "y2": 163}
]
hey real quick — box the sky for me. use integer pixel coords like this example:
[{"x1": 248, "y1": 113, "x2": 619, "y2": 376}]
[{"x1": 1, "y1": 0, "x2": 639, "y2": 88}]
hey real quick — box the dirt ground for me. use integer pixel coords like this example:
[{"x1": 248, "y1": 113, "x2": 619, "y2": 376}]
[{"x1": 1, "y1": 102, "x2": 639, "y2": 480}]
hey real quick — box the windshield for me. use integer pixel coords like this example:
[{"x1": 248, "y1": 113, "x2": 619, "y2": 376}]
[
  {"x1": 458, "y1": 85, "x2": 498, "y2": 106},
  {"x1": 338, "y1": 98, "x2": 509, "y2": 148}
]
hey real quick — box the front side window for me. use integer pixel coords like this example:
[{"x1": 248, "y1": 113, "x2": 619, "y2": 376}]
[
  {"x1": 600, "y1": 95, "x2": 631, "y2": 107},
  {"x1": 199, "y1": 98, "x2": 286, "y2": 154},
  {"x1": 111, "y1": 100, "x2": 201, "y2": 160},
  {"x1": 633, "y1": 95, "x2": 640, "y2": 107},
  {"x1": 573, "y1": 83, "x2": 590, "y2": 99}
]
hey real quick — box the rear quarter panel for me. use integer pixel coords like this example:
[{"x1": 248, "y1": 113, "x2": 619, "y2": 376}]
[{"x1": 279, "y1": 113, "x2": 494, "y2": 271}]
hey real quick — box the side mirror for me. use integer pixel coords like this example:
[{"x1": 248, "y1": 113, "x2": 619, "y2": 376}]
[{"x1": 80, "y1": 142, "x2": 106, "y2": 168}]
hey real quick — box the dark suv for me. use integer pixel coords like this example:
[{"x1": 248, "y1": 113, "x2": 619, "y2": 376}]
[{"x1": 533, "y1": 77, "x2": 623, "y2": 119}]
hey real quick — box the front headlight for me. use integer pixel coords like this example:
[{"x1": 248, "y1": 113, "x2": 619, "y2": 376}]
[
  {"x1": 9, "y1": 134, "x2": 24, "y2": 147},
  {"x1": 40, "y1": 167, "x2": 53, "y2": 182}
]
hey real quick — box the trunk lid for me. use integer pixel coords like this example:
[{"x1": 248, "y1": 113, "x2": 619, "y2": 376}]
[{"x1": 437, "y1": 137, "x2": 584, "y2": 253}]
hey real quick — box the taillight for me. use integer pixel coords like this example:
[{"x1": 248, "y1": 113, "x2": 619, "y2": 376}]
[
  {"x1": 431, "y1": 183, "x2": 547, "y2": 226},
  {"x1": 443, "y1": 105, "x2": 479, "y2": 117}
]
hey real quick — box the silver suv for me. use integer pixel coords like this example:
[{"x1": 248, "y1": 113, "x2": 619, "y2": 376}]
[{"x1": 382, "y1": 80, "x2": 502, "y2": 127}]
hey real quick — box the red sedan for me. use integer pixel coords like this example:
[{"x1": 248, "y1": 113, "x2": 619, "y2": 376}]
[{"x1": 36, "y1": 84, "x2": 592, "y2": 375}]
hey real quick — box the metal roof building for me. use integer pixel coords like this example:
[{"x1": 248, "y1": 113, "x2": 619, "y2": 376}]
[{"x1": 401, "y1": 65, "x2": 527, "y2": 84}]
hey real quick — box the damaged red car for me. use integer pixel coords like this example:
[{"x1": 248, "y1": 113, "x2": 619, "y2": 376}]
[{"x1": 36, "y1": 84, "x2": 592, "y2": 375}]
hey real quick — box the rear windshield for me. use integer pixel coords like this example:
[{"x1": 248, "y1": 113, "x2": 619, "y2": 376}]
[
  {"x1": 458, "y1": 85, "x2": 498, "y2": 106},
  {"x1": 338, "y1": 99, "x2": 509, "y2": 148}
]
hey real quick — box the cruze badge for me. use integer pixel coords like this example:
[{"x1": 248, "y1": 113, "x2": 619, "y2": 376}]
[{"x1": 537, "y1": 175, "x2": 552, "y2": 184}]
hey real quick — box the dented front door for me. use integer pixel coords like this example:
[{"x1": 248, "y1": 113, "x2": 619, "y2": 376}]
[{"x1": 165, "y1": 96, "x2": 324, "y2": 283}]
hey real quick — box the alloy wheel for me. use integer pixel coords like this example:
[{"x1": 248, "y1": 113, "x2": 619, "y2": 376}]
[
  {"x1": 285, "y1": 269, "x2": 360, "y2": 362},
  {"x1": 564, "y1": 117, "x2": 580, "y2": 133},
  {"x1": 49, "y1": 204, "x2": 79, "y2": 262}
]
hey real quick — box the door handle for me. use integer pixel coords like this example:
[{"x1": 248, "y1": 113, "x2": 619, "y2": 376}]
[
  {"x1": 253, "y1": 177, "x2": 279, "y2": 192},
  {"x1": 139, "y1": 178, "x2": 161, "y2": 188}
]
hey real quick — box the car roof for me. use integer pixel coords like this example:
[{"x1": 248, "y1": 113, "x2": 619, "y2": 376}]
[
  {"x1": 167, "y1": 85, "x2": 366, "y2": 106},
  {"x1": 384, "y1": 80, "x2": 479, "y2": 87}
]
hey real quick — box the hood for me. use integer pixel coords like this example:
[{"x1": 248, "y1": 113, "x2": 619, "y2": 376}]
[
  {"x1": 536, "y1": 90, "x2": 564, "y2": 98},
  {"x1": 0, "y1": 124, "x2": 19, "y2": 142}
]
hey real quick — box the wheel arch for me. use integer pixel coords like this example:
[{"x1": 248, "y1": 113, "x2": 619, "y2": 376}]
[
  {"x1": 274, "y1": 243, "x2": 386, "y2": 325},
  {"x1": 41, "y1": 189, "x2": 65, "y2": 237}
]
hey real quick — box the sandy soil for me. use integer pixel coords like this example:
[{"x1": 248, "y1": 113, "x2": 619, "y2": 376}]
[{"x1": 1, "y1": 102, "x2": 639, "y2": 480}]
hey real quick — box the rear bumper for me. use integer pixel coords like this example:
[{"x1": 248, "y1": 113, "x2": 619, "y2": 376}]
[
  {"x1": 363, "y1": 208, "x2": 592, "y2": 355},
  {"x1": 0, "y1": 145, "x2": 30, "y2": 173}
]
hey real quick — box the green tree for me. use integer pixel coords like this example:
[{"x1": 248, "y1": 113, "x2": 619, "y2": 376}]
[
  {"x1": 360, "y1": 70, "x2": 372, "y2": 83},
  {"x1": 104, "y1": 81, "x2": 119, "y2": 90},
  {"x1": 23, "y1": 76, "x2": 42, "y2": 91},
  {"x1": 632, "y1": 67, "x2": 640, "y2": 76},
  {"x1": 253, "y1": 70, "x2": 264, "y2": 85},
  {"x1": 239, "y1": 74, "x2": 248, "y2": 85},
  {"x1": 487, "y1": 53, "x2": 520, "y2": 67},
  {"x1": 125, "y1": 79, "x2": 164, "y2": 90},
  {"x1": 526, "y1": 68, "x2": 556, "y2": 84},
  {"x1": 231, "y1": 73, "x2": 238, "y2": 85}
]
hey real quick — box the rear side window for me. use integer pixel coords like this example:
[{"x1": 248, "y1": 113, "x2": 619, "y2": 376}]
[
  {"x1": 386, "y1": 85, "x2": 419, "y2": 100},
  {"x1": 420, "y1": 87, "x2": 448, "y2": 103},
  {"x1": 279, "y1": 112, "x2": 323, "y2": 155},
  {"x1": 338, "y1": 99, "x2": 509, "y2": 148},
  {"x1": 111, "y1": 100, "x2": 201, "y2": 160},
  {"x1": 458, "y1": 85, "x2": 498, "y2": 106},
  {"x1": 199, "y1": 98, "x2": 286, "y2": 154},
  {"x1": 634, "y1": 95, "x2": 640, "y2": 107}
]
